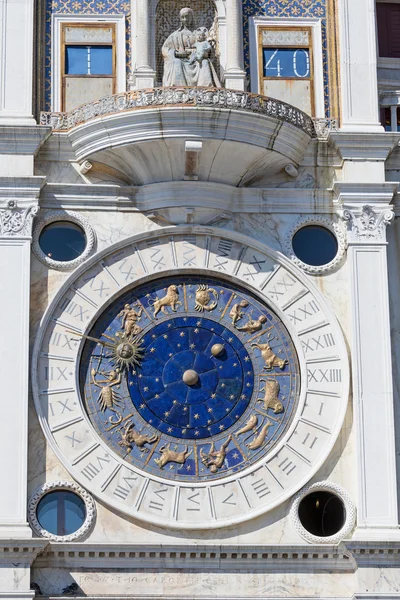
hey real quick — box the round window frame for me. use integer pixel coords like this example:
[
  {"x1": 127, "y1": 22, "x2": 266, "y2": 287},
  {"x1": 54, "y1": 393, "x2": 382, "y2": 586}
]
[
  {"x1": 32, "y1": 210, "x2": 96, "y2": 270},
  {"x1": 28, "y1": 480, "x2": 96, "y2": 541},
  {"x1": 290, "y1": 480, "x2": 356, "y2": 544},
  {"x1": 284, "y1": 216, "x2": 346, "y2": 275}
]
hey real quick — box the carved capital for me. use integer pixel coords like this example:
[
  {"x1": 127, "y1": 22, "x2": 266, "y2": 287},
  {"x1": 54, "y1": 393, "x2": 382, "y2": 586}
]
[
  {"x1": 0, "y1": 201, "x2": 38, "y2": 238},
  {"x1": 342, "y1": 204, "x2": 394, "y2": 243}
]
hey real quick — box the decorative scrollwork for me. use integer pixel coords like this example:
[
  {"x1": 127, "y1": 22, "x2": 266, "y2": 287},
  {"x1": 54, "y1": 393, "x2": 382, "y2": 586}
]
[
  {"x1": 0, "y1": 201, "x2": 38, "y2": 237},
  {"x1": 290, "y1": 480, "x2": 356, "y2": 545},
  {"x1": 40, "y1": 87, "x2": 316, "y2": 137},
  {"x1": 28, "y1": 480, "x2": 96, "y2": 542},
  {"x1": 342, "y1": 205, "x2": 394, "y2": 242}
]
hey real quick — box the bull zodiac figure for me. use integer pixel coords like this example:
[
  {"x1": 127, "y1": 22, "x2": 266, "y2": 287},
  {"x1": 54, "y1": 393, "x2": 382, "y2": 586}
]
[
  {"x1": 200, "y1": 436, "x2": 232, "y2": 473},
  {"x1": 154, "y1": 444, "x2": 192, "y2": 469}
]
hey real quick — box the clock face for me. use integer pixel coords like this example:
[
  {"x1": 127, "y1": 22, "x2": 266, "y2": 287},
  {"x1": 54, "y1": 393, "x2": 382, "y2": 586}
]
[
  {"x1": 33, "y1": 229, "x2": 348, "y2": 528},
  {"x1": 80, "y1": 276, "x2": 300, "y2": 483}
]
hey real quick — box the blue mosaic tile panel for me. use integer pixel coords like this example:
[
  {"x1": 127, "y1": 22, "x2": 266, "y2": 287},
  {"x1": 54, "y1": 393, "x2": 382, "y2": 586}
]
[
  {"x1": 242, "y1": 0, "x2": 330, "y2": 117},
  {"x1": 45, "y1": 0, "x2": 131, "y2": 110}
]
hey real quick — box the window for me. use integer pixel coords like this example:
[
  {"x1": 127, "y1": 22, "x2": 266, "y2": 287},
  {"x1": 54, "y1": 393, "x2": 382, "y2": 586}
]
[
  {"x1": 38, "y1": 221, "x2": 87, "y2": 262},
  {"x1": 377, "y1": 3, "x2": 400, "y2": 57},
  {"x1": 254, "y1": 24, "x2": 317, "y2": 116},
  {"x1": 61, "y1": 23, "x2": 116, "y2": 111},
  {"x1": 36, "y1": 490, "x2": 86, "y2": 537}
]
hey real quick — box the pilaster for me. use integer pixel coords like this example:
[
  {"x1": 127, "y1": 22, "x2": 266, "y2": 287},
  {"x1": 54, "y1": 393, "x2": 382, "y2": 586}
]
[
  {"x1": 0, "y1": 178, "x2": 45, "y2": 540},
  {"x1": 338, "y1": 0, "x2": 383, "y2": 132},
  {"x1": 0, "y1": 0, "x2": 36, "y2": 125},
  {"x1": 132, "y1": 0, "x2": 156, "y2": 89},
  {"x1": 223, "y1": 0, "x2": 246, "y2": 90},
  {"x1": 335, "y1": 182, "x2": 400, "y2": 539}
]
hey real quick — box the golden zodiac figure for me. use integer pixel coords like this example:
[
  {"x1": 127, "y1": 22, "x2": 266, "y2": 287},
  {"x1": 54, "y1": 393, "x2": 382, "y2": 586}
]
[
  {"x1": 194, "y1": 284, "x2": 219, "y2": 312},
  {"x1": 150, "y1": 285, "x2": 182, "y2": 317},
  {"x1": 118, "y1": 421, "x2": 158, "y2": 453},
  {"x1": 252, "y1": 341, "x2": 287, "y2": 370},
  {"x1": 236, "y1": 414, "x2": 258, "y2": 435},
  {"x1": 229, "y1": 299, "x2": 249, "y2": 325},
  {"x1": 246, "y1": 421, "x2": 272, "y2": 450},
  {"x1": 258, "y1": 379, "x2": 284, "y2": 414},
  {"x1": 236, "y1": 314, "x2": 267, "y2": 334},
  {"x1": 154, "y1": 444, "x2": 193, "y2": 469},
  {"x1": 118, "y1": 303, "x2": 143, "y2": 336},
  {"x1": 200, "y1": 435, "x2": 232, "y2": 473},
  {"x1": 91, "y1": 362, "x2": 123, "y2": 425}
]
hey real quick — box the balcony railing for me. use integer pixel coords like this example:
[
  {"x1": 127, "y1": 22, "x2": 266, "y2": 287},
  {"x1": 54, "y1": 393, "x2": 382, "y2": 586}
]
[{"x1": 40, "y1": 86, "x2": 318, "y2": 137}]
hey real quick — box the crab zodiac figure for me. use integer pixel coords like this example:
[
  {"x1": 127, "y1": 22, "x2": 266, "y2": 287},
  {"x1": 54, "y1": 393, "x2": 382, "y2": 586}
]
[
  {"x1": 200, "y1": 436, "x2": 232, "y2": 473},
  {"x1": 118, "y1": 303, "x2": 143, "y2": 336},
  {"x1": 194, "y1": 284, "x2": 219, "y2": 312}
]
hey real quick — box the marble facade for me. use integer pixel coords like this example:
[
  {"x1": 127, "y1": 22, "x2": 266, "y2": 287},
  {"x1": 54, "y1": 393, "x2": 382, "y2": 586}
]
[{"x1": 1, "y1": 0, "x2": 400, "y2": 599}]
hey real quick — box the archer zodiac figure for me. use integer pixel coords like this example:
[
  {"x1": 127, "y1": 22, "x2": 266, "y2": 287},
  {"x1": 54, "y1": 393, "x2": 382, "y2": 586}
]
[
  {"x1": 91, "y1": 353, "x2": 123, "y2": 425},
  {"x1": 118, "y1": 303, "x2": 143, "y2": 336},
  {"x1": 117, "y1": 421, "x2": 158, "y2": 453},
  {"x1": 200, "y1": 435, "x2": 232, "y2": 473}
]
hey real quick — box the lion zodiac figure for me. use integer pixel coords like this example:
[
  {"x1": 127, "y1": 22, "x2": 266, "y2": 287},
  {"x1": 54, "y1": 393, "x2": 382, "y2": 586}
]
[{"x1": 150, "y1": 284, "x2": 182, "y2": 317}]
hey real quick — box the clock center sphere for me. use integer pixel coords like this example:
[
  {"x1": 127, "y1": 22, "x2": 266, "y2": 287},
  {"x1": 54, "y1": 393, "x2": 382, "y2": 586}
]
[{"x1": 182, "y1": 369, "x2": 199, "y2": 386}]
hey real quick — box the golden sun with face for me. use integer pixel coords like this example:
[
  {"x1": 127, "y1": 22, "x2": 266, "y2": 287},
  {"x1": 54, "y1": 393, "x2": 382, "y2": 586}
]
[{"x1": 112, "y1": 332, "x2": 144, "y2": 371}]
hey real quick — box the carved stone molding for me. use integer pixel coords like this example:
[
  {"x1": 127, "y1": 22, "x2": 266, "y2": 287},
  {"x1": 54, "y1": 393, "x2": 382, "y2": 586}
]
[
  {"x1": 32, "y1": 210, "x2": 96, "y2": 270},
  {"x1": 290, "y1": 480, "x2": 356, "y2": 545},
  {"x1": 0, "y1": 201, "x2": 38, "y2": 238},
  {"x1": 28, "y1": 480, "x2": 96, "y2": 542},
  {"x1": 284, "y1": 215, "x2": 347, "y2": 275},
  {"x1": 342, "y1": 204, "x2": 394, "y2": 242}
]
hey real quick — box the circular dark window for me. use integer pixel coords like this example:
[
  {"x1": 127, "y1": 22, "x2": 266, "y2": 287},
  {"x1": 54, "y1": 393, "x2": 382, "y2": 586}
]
[
  {"x1": 39, "y1": 222, "x2": 86, "y2": 262},
  {"x1": 298, "y1": 491, "x2": 345, "y2": 537},
  {"x1": 292, "y1": 225, "x2": 338, "y2": 267},
  {"x1": 36, "y1": 490, "x2": 86, "y2": 536}
]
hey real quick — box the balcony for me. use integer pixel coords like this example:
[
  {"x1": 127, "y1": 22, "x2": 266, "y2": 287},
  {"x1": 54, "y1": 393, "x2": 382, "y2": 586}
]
[{"x1": 39, "y1": 87, "x2": 323, "y2": 187}]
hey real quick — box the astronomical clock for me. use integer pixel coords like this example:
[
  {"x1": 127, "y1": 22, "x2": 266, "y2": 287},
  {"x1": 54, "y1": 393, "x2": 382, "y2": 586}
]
[{"x1": 33, "y1": 228, "x2": 348, "y2": 529}]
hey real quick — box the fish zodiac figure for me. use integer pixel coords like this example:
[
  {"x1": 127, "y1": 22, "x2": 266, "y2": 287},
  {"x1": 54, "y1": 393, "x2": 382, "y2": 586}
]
[
  {"x1": 246, "y1": 421, "x2": 272, "y2": 450},
  {"x1": 154, "y1": 444, "x2": 193, "y2": 469},
  {"x1": 200, "y1": 436, "x2": 232, "y2": 473},
  {"x1": 194, "y1": 284, "x2": 219, "y2": 312},
  {"x1": 150, "y1": 284, "x2": 182, "y2": 317}
]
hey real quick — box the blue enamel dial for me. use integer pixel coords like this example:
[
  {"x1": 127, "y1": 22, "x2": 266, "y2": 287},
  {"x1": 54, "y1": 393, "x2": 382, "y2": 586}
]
[{"x1": 80, "y1": 276, "x2": 300, "y2": 482}]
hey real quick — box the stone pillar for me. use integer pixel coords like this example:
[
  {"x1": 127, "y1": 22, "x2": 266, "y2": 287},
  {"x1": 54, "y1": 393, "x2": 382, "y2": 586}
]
[
  {"x1": 224, "y1": 0, "x2": 246, "y2": 91},
  {"x1": 0, "y1": 181, "x2": 44, "y2": 539},
  {"x1": 132, "y1": 0, "x2": 156, "y2": 89},
  {"x1": 0, "y1": 0, "x2": 36, "y2": 125},
  {"x1": 336, "y1": 182, "x2": 400, "y2": 539},
  {"x1": 338, "y1": 0, "x2": 383, "y2": 132}
]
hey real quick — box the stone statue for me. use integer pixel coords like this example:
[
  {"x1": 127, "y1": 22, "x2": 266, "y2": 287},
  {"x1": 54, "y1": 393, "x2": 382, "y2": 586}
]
[{"x1": 162, "y1": 7, "x2": 220, "y2": 87}]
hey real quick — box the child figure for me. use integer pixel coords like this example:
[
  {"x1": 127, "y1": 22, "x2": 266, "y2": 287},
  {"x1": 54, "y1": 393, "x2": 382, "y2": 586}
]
[{"x1": 189, "y1": 27, "x2": 212, "y2": 65}]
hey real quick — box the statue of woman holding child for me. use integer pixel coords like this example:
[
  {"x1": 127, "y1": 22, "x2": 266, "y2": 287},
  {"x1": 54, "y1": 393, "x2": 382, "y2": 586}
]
[{"x1": 161, "y1": 7, "x2": 221, "y2": 87}]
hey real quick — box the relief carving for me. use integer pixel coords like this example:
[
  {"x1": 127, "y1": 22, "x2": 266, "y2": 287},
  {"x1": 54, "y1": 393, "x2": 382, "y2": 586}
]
[
  {"x1": 0, "y1": 201, "x2": 38, "y2": 237},
  {"x1": 342, "y1": 204, "x2": 394, "y2": 242}
]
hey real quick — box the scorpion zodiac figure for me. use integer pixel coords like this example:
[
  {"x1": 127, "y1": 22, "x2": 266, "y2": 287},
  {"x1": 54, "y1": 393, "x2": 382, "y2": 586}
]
[{"x1": 91, "y1": 351, "x2": 123, "y2": 425}]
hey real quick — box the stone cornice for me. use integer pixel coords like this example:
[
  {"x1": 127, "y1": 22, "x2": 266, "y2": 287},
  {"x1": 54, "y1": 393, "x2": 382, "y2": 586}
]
[
  {"x1": 39, "y1": 182, "x2": 334, "y2": 214},
  {"x1": 329, "y1": 132, "x2": 400, "y2": 161},
  {"x1": 0, "y1": 126, "x2": 51, "y2": 155},
  {"x1": 0, "y1": 539, "x2": 48, "y2": 564}
]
